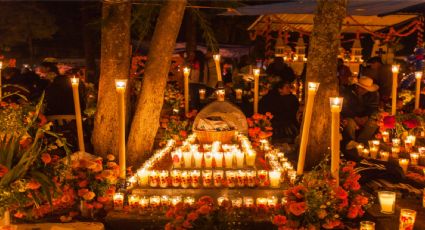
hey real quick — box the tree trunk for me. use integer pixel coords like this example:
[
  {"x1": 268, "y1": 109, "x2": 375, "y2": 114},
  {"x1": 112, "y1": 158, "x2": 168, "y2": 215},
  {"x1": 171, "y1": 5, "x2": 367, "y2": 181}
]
[
  {"x1": 304, "y1": 0, "x2": 347, "y2": 169},
  {"x1": 92, "y1": 0, "x2": 131, "y2": 158},
  {"x1": 185, "y1": 10, "x2": 197, "y2": 55},
  {"x1": 127, "y1": 0, "x2": 187, "y2": 166}
]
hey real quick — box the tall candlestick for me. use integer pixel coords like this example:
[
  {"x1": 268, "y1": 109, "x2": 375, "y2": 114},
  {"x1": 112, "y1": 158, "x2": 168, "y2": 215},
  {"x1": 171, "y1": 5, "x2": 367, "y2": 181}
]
[
  {"x1": 115, "y1": 79, "x2": 127, "y2": 179},
  {"x1": 330, "y1": 97, "x2": 343, "y2": 185},
  {"x1": 391, "y1": 65, "x2": 399, "y2": 115},
  {"x1": 297, "y1": 82, "x2": 319, "y2": 175},
  {"x1": 415, "y1": 71, "x2": 422, "y2": 109},
  {"x1": 183, "y1": 67, "x2": 190, "y2": 115},
  {"x1": 71, "y1": 77, "x2": 85, "y2": 152},
  {"x1": 253, "y1": 68, "x2": 260, "y2": 114},
  {"x1": 213, "y1": 54, "x2": 222, "y2": 82},
  {"x1": 0, "y1": 61, "x2": 2, "y2": 102}
]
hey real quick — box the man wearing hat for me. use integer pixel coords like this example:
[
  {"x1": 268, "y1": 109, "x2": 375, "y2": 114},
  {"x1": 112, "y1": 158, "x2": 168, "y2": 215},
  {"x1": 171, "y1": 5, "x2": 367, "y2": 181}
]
[
  {"x1": 365, "y1": 56, "x2": 392, "y2": 101},
  {"x1": 344, "y1": 76, "x2": 380, "y2": 148}
]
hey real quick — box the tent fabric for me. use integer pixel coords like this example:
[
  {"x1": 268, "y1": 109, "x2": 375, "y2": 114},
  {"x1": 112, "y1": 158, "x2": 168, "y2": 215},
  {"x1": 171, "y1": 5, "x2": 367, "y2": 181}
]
[
  {"x1": 249, "y1": 14, "x2": 419, "y2": 33},
  {"x1": 223, "y1": 0, "x2": 424, "y2": 16}
]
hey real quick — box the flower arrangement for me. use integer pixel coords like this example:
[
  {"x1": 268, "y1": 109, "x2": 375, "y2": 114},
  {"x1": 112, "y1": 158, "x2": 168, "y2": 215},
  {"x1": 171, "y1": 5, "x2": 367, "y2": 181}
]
[
  {"x1": 377, "y1": 111, "x2": 424, "y2": 139},
  {"x1": 164, "y1": 83, "x2": 185, "y2": 112},
  {"x1": 247, "y1": 113, "x2": 273, "y2": 147},
  {"x1": 159, "y1": 110, "x2": 197, "y2": 147},
  {"x1": 272, "y1": 160, "x2": 371, "y2": 230}
]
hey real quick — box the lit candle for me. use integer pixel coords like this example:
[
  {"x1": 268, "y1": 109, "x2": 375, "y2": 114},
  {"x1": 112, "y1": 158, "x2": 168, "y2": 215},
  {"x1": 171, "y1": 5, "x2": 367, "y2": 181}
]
[
  {"x1": 70, "y1": 77, "x2": 85, "y2": 153},
  {"x1": 415, "y1": 71, "x2": 422, "y2": 109},
  {"x1": 183, "y1": 151, "x2": 193, "y2": 168},
  {"x1": 378, "y1": 191, "x2": 396, "y2": 214},
  {"x1": 297, "y1": 82, "x2": 319, "y2": 175},
  {"x1": 190, "y1": 170, "x2": 200, "y2": 188},
  {"x1": 202, "y1": 170, "x2": 212, "y2": 187},
  {"x1": 235, "y1": 150, "x2": 245, "y2": 168},
  {"x1": 113, "y1": 192, "x2": 124, "y2": 210},
  {"x1": 236, "y1": 170, "x2": 246, "y2": 187},
  {"x1": 184, "y1": 196, "x2": 195, "y2": 206},
  {"x1": 330, "y1": 97, "x2": 343, "y2": 185},
  {"x1": 199, "y1": 88, "x2": 206, "y2": 100},
  {"x1": 194, "y1": 152, "x2": 203, "y2": 168},
  {"x1": 190, "y1": 144, "x2": 199, "y2": 152},
  {"x1": 399, "y1": 209, "x2": 416, "y2": 230},
  {"x1": 382, "y1": 131, "x2": 390, "y2": 143},
  {"x1": 243, "y1": 196, "x2": 254, "y2": 208},
  {"x1": 115, "y1": 79, "x2": 127, "y2": 179},
  {"x1": 399, "y1": 159, "x2": 409, "y2": 174},
  {"x1": 231, "y1": 197, "x2": 243, "y2": 208},
  {"x1": 391, "y1": 65, "x2": 399, "y2": 115},
  {"x1": 360, "y1": 221, "x2": 375, "y2": 230},
  {"x1": 256, "y1": 197, "x2": 268, "y2": 207},
  {"x1": 213, "y1": 170, "x2": 224, "y2": 187},
  {"x1": 362, "y1": 149, "x2": 370, "y2": 158},
  {"x1": 257, "y1": 170, "x2": 268, "y2": 187},
  {"x1": 224, "y1": 152, "x2": 234, "y2": 168},
  {"x1": 407, "y1": 135, "x2": 416, "y2": 147},
  {"x1": 139, "y1": 196, "x2": 149, "y2": 209},
  {"x1": 253, "y1": 68, "x2": 260, "y2": 114},
  {"x1": 183, "y1": 67, "x2": 190, "y2": 115},
  {"x1": 226, "y1": 170, "x2": 236, "y2": 188},
  {"x1": 213, "y1": 152, "x2": 223, "y2": 168},
  {"x1": 392, "y1": 147, "x2": 400, "y2": 159},
  {"x1": 150, "y1": 196, "x2": 161, "y2": 208},
  {"x1": 149, "y1": 170, "x2": 159, "y2": 187},
  {"x1": 161, "y1": 195, "x2": 170, "y2": 206},
  {"x1": 171, "y1": 196, "x2": 182, "y2": 206},
  {"x1": 380, "y1": 151, "x2": 389, "y2": 161},
  {"x1": 171, "y1": 170, "x2": 181, "y2": 187},
  {"x1": 410, "y1": 153, "x2": 419, "y2": 165},
  {"x1": 245, "y1": 150, "x2": 256, "y2": 167},
  {"x1": 128, "y1": 194, "x2": 140, "y2": 210},
  {"x1": 246, "y1": 170, "x2": 256, "y2": 187},
  {"x1": 356, "y1": 144, "x2": 365, "y2": 156},
  {"x1": 203, "y1": 144, "x2": 212, "y2": 152},
  {"x1": 392, "y1": 138, "x2": 401, "y2": 147},
  {"x1": 269, "y1": 170, "x2": 281, "y2": 188},
  {"x1": 404, "y1": 139, "x2": 413, "y2": 153},
  {"x1": 217, "y1": 196, "x2": 228, "y2": 206},
  {"x1": 213, "y1": 54, "x2": 222, "y2": 82},
  {"x1": 216, "y1": 88, "x2": 225, "y2": 101},
  {"x1": 370, "y1": 147, "x2": 379, "y2": 159},
  {"x1": 267, "y1": 196, "x2": 278, "y2": 208},
  {"x1": 171, "y1": 150, "x2": 182, "y2": 168},
  {"x1": 181, "y1": 170, "x2": 190, "y2": 188},
  {"x1": 137, "y1": 170, "x2": 149, "y2": 187},
  {"x1": 235, "y1": 88, "x2": 242, "y2": 100},
  {"x1": 204, "y1": 152, "x2": 213, "y2": 168},
  {"x1": 159, "y1": 170, "x2": 169, "y2": 188}
]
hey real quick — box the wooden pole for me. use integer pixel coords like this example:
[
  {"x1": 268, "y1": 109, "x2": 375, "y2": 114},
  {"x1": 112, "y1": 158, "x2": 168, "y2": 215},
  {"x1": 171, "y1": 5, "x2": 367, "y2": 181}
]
[
  {"x1": 213, "y1": 54, "x2": 222, "y2": 82},
  {"x1": 415, "y1": 71, "x2": 422, "y2": 110},
  {"x1": 297, "y1": 82, "x2": 319, "y2": 175},
  {"x1": 330, "y1": 97, "x2": 343, "y2": 186},
  {"x1": 115, "y1": 79, "x2": 127, "y2": 179},
  {"x1": 183, "y1": 67, "x2": 190, "y2": 115},
  {"x1": 71, "y1": 77, "x2": 85, "y2": 152},
  {"x1": 391, "y1": 65, "x2": 399, "y2": 115}
]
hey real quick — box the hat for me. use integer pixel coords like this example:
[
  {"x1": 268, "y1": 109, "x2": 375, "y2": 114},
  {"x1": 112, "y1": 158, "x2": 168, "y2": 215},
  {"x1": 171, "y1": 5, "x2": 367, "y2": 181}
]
[{"x1": 355, "y1": 76, "x2": 379, "y2": 92}]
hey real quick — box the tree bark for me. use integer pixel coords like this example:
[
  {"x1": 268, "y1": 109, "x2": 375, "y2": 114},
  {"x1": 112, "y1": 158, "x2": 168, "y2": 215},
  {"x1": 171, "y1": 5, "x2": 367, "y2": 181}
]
[
  {"x1": 92, "y1": 0, "x2": 131, "y2": 158},
  {"x1": 127, "y1": 0, "x2": 187, "y2": 166},
  {"x1": 304, "y1": 0, "x2": 347, "y2": 169}
]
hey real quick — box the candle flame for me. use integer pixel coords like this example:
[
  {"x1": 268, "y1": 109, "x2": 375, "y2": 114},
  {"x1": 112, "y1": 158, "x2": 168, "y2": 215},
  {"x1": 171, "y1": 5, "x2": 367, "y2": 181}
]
[
  {"x1": 330, "y1": 97, "x2": 343, "y2": 107},
  {"x1": 0, "y1": 61, "x2": 2, "y2": 69},
  {"x1": 253, "y1": 68, "x2": 260, "y2": 76},
  {"x1": 213, "y1": 54, "x2": 220, "y2": 61},
  {"x1": 71, "y1": 76, "x2": 79, "y2": 85},
  {"x1": 391, "y1": 65, "x2": 399, "y2": 73},
  {"x1": 115, "y1": 79, "x2": 127, "y2": 89},
  {"x1": 307, "y1": 82, "x2": 319, "y2": 92},
  {"x1": 415, "y1": 71, "x2": 423, "y2": 79}
]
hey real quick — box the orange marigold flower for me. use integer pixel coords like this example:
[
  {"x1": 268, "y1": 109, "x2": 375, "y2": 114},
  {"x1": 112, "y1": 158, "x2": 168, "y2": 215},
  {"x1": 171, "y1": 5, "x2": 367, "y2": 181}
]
[
  {"x1": 78, "y1": 180, "x2": 89, "y2": 188},
  {"x1": 0, "y1": 164, "x2": 9, "y2": 177},
  {"x1": 27, "y1": 180, "x2": 41, "y2": 190},
  {"x1": 272, "y1": 215, "x2": 287, "y2": 226},
  {"x1": 93, "y1": 202, "x2": 103, "y2": 209},
  {"x1": 83, "y1": 191, "x2": 96, "y2": 201},
  {"x1": 78, "y1": 188, "x2": 89, "y2": 197},
  {"x1": 289, "y1": 202, "x2": 306, "y2": 216},
  {"x1": 14, "y1": 211, "x2": 25, "y2": 219},
  {"x1": 106, "y1": 154, "x2": 115, "y2": 161},
  {"x1": 41, "y1": 153, "x2": 52, "y2": 165}
]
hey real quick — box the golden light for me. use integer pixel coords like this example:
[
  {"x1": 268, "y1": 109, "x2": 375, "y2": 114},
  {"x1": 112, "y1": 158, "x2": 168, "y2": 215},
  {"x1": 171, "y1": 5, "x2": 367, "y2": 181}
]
[
  {"x1": 329, "y1": 97, "x2": 343, "y2": 110},
  {"x1": 183, "y1": 67, "x2": 190, "y2": 77},
  {"x1": 391, "y1": 65, "x2": 399, "y2": 73},
  {"x1": 71, "y1": 76, "x2": 79, "y2": 85},
  {"x1": 213, "y1": 54, "x2": 220, "y2": 62},
  {"x1": 0, "y1": 61, "x2": 2, "y2": 69},
  {"x1": 415, "y1": 71, "x2": 423, "y2": 79},
  {"x1": 307, "y1": 82, "x2": 320, "y2": 92},
  {"x1": 115, "y1": 79, "x2": 127, "y2": 90},
  {"x1": 253, "y1": 68, "x2": 260, "y2": 77}
]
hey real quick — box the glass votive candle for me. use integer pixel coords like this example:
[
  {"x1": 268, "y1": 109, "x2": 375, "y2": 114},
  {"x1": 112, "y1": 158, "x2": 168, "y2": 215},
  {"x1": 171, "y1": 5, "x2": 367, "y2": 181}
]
[
  {"x1": 356, "y1": 144, "x2": 365, "y2": 155},
  {"x1": 246, "y1": 170, "x2": 256, "y2": 187},
  {"x1": 269, "y1": 170, "x2": 282, "y2": 188},
  {"x1": 199, "y1": 89, "x2": 206, "y2": 100},
  {"x1": 281, "y1": 197, "x2": 288, "y2": 205},
  {"x1": 392, "y1": 146, "x2": 400, "y2": 159},
  {"x1": 203, "y1": 144, "x2": 212, "y2": 152},
  {"x1": 226, "y1": 170, "x2": 236, "y2": 188},
  {"x1": 171, "y1": 170, "x2": 181, "y2": 187},
  {"x1": 382, "y1": 131, "x2": 390, "y2": 143},
  {"x1": 213, "y1": 152, "x2": 223, "y2": 168},
  {"x1": 267, "y1": 196, "x2": 278, "y2": 208},
  {"x1": 257, "y1": 170, "x2": 268, "y2": 187},
  {"x1": 184, "y1": 196, "x2": 195, "y2": 206},
  {"x1": 128, "y1": 194, "x2": 140, "y2": 210},
  {"x1": 372, "y1": 140, "x2": 380, "y2": 149},
  {"x1": 243, "y1": 196, "x2": 254, "y2": 208},
  {"x1": 256, "y1": 197, "x2": 268, "y2": 207},
  {"x1": 378, "y1": 191, "x2": 396, "y2": 214},
  {"x1": 190, "y1": 144, "x2": 199, "y2": 153},
  {"x1": 380, "y1": 151, "x2": 389, "y2": 161},
  {"x1": 360, "y1": 221, "x2": 375, "y2": 230},
  {"x1": 149, "y1": 170, "x2": 159, "y2": 187},
  {"x1": 404, "y1": 139, "x2": 413, "y2": 153},
  {"x1": 236, "y1": 170, "x2": 246, "y2": 187},
  {"x1": 245, "y1": 150, "x2": 256, "y2": 167},
  {"x1": 159, "y1": 170, "x2": 169, "y2": 188},
  {"x1": 202, "y1": 170, "x2": 212, "y2": 187},
  {"x1": 407, "y1": 135, "x2": 416, "y2": 146},
  {"x1": 410, "y1": 153, "x2": 419, "y2": 165},
  {"x1": 362, "y1": 149, "x2": 370, "y2": 158},
  {"x1": 194, "y1": 152, "x2": 203, "y2": 168},
  {"x1": 181, "y1": 170, "x2": 190, "y2": 188},
  {"x1": 150, "y1": 195, "x2": 161, "y2": 208},
  {"x1": 217, "y1": 196, "x2": 228, "y2": 206},
  {"x1": 139, "y1": 196, "x2": 149, "y2": 209},
  {"x1": 213, "y1": 170, "x2": 224, "y2": 187},
  {"x1": 399, "y1": 209, "x2": 416, "y2": 230},
  {"x1": 231, "y1": 197, "x2": 243, "y2": 208},
  {"x1": 171, "y1": 150, "x2": 182, "y2": 168},
  {"x1": 113, "y1": 192, "x2": 124, "y2": 210},
  {"x1": 137, "y1": 170, "x2": 149, "y2": 187},
  {"x1": 235, "y1": 88, "x2": 242, "y2": 100},
  {"x1": 224, "y1": 152, "x2": 234, "y2": 168},
  {"x1": 235, "y1": 150, "x2": 245, "y2": 168},
  {"x1": 204, "y1": 152, "x2": 213, "y2": 168},
  {"x1": 392, "y1": 138, "x2": 401, "y2": 147},
  {"x1": 399, "y1": 159, "x2": 409, "y2": 174},
  {"x1": 161, "y1": 195, "x2": 170, "y2": 206},
  {"x1": 171, "y1": 196, "x2": 182, "y2": 206},
  {"x1": 190, "y1": 170, "x2": 201, "y2": 188},
  {"x1": 370, "y1": 147, "x2": 378, "y2": 159},
  {"x1": 183, "y1": 151, "x2": 193, "y2": 168}
]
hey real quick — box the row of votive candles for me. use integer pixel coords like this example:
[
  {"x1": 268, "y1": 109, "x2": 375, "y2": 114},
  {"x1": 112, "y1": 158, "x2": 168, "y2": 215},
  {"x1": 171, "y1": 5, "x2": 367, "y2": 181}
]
[
  {"x1": 198, "y1": 88, "x2": 243, "y2": 100},
  {"x1": 171, "y1": 149, "x2": 256, "y2": 168},
  {"x1": 377, "y1": 191, "x2": 417, "y2": 230},
  {"x1": 114, "y1": 193, "x2": 285, "y2": 210},
  {"x1": 139, "y1": 170, "x2": 283, "y2": 188}
]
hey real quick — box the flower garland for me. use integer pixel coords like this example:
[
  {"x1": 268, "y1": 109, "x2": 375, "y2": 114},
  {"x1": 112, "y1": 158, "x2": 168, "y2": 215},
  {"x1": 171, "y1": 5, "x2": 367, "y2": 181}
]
[{"x1": 247, "y1": 113, "x2": 273, "y2": 147}]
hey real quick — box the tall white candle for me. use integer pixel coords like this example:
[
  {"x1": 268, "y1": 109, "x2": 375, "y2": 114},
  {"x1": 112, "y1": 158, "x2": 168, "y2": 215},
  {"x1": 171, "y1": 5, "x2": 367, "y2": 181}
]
[
  {"x1": 204, "y1": 152, "x2": 213, "y2": 168},
  {"x1": 224, "y1": 151, "x2": 234, "y2": 168},
  {"x1": 183, "y1": 67, "x2": 190, "y2": 115},
  {"x1": 115, "y1": 79, "x2": 127, "y2": 179},
  {"x1": 415, "y1": 71, "x2": 422, "y2": 110},
  {"x1": 183, "y1": 151, "x2": 193, "y2": 168},
  {"x1": 297, "y1": 82, "x2": 319, "y2": 175},
  {"x1": 253, "y1": 68, "x2": 260, "y2": 114},
  {"x1": 213, "y1": 54, "x2": 222, "y2": 82},
  {"x1": 235, "y1": 150, "x2": 245, "y2": 168},
  {"x1": 213, "y1": 152, "x2": 223, "y2": 168},
  {"x1": 330, "y1": 97, "x2": 343, "y2": 185},
  {"x1": 194, "y1": 151, "x2": 203, "y2": 168},
  {"x1": 0, "y1": 61, "x2": 3, "y2": 102},
  {"x1": 71, "y1": 77, "x2": 85, "y2": 153},
  {"x1": 391, "y1": 65, "x2": 399, "y2": 115}
]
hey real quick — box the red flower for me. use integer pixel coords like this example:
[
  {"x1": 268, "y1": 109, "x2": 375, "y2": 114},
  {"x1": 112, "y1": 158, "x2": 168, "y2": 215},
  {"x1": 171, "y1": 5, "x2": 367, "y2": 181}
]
[
  {"x1": 403, "y1": 119, "x2": 419, "y2": 129},
  {"x1": 347, "y1": 205, "x2": 360, "y2": 219},
  {"x1": 186, "y1": 212, "x2": 198, "y2": 222},
  {"x1": 0, "y1": 164, "x2": 8, "y2": 177},
  {"x1": 182, "y1": 220, "x2": 192, "y2": 229},
  {"x1": 288, "y1": 202, "x2": 306, "y2": 216},
  {"x1": 322, "y1": 219, "x2": 342, "y2": 229},
  {"x1": 14, "y1": 211, "x2": 25, "y2": 218},
  {"x1": 27, "y1": 180, "x2": 41, "y2": 190},
  {"x1": 197, "y1": 205, "x2": 212, "y2": 215},
  {"x1": 272, "y1": 215, "x2": 287, "y2": 226},
  {"x1": 78, "y1": 180, "x2": 89, "y2": 188},
  {"x1": 179, "y1": 130, "x2": 187, "y2": 138},
  {"x1": 334, "y1": 187, "x2": 348, "y2": 200},
  {"x1": 41, "y1": 153, "x2": 52, "y2": 165},
  {"x1": 78, "y1": 188, "x2": 89, "y2": 197},
  {"x1": 383, "y1": 116, "x2": 396, "y2": 129}
]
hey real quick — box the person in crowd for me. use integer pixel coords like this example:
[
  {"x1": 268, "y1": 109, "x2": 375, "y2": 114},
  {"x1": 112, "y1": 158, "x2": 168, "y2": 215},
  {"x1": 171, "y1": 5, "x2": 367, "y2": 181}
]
[
  {"x1": 266, "y1": 56, "x2": 295, "y2": 83},
  {"x1": 222, "y1": 59, "x2": 233, "y2": 86},
  {"x1": 337, "y1": 58, "x2": 353, "y2": 86},
  {"x1": 344, "y1": 76, "x2": 380, "y2": 148},
  {"x1": 259, "y1": 80, "x2": 299, "y2": 141},
  {"x1": 366, "y1": 56, "x2": 392, "y2": 102},
  {"x1": 204, "y1": 49, "x2": 218, "y2": 88}
]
